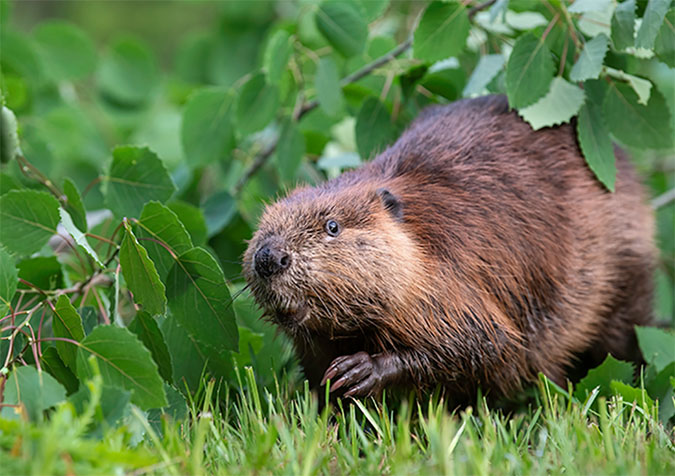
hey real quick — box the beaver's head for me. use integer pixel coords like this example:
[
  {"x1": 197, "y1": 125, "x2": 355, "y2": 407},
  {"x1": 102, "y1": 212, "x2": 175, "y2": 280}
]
[{"x1": 243, "y1": 182, "x2": 422, "y2": 337}]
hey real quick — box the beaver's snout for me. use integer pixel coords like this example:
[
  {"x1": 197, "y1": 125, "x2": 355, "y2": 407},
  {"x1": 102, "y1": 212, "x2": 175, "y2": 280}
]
[{"x1": 254, "y1": 242, "x2": 291, "y2": 279}]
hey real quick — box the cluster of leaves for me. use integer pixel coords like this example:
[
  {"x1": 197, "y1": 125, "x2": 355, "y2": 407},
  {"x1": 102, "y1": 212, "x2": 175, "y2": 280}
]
[{"x1": 0, "y1": 0, "x2": 673, "y2": 432}]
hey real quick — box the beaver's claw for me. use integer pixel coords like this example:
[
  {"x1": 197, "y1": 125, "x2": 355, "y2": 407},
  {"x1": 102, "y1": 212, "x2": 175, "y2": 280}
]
[{"x1": 321, "y1": 351, "x2": 398, "y2": 398}]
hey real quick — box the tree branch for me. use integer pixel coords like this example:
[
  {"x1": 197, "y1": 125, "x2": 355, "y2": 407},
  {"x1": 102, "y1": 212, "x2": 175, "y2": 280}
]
[
  {"x1": 233, "y1": 0, "x2": 499, "y2": 196},
  {"x1": 233, "y1": 37, "x2": 414, "y2": 196}
]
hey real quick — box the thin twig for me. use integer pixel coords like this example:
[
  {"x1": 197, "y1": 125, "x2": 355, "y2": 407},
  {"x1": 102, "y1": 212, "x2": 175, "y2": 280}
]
[
  {"x1": 468, "y1": 0, "x2": 497, "y2": 19},
  {"x1": 652, "y1": 188, "x2": 675, "y2": 209}
]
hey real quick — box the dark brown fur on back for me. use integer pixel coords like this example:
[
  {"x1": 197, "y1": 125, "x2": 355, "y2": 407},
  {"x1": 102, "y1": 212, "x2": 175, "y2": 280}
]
[{"x1": 244, "y1": 95, "x2": 656, "y2": 401}]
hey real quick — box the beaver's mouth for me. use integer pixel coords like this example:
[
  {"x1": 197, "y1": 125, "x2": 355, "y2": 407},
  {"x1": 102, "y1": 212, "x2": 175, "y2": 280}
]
[{"x1": 272, "y1": 303, "x2": 310, "y2": 327}]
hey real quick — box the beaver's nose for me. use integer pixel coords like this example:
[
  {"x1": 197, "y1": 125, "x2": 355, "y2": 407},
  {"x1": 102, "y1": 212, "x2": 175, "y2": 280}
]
[{"x1": 254, "y1": 245, "x2": 290, "y2": 278}]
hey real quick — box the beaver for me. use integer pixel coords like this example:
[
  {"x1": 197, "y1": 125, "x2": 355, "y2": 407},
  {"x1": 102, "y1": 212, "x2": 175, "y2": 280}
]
[{"x1": 243, "y1": 95, "x2": 656, "y2": 401}]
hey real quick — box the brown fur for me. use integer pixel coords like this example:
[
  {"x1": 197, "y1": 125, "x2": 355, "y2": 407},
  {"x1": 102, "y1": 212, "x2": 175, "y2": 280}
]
[{"x1": 243, "y1": 95, "x2": 656, "y2": 401}]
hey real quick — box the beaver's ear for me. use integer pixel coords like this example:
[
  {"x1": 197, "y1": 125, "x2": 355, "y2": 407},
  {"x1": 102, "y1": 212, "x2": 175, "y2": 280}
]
[{"x1": 376, "y1": 188, "x2": 403, "y2": 221}]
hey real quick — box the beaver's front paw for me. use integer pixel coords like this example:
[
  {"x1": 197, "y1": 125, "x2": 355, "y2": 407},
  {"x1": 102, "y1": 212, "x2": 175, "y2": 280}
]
[{"x1": 321, "y1": 351, "x2": 402, "y2": 398}]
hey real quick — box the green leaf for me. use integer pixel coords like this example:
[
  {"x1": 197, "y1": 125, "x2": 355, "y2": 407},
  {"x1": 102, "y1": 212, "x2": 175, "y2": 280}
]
[
  {"x1": 17, "y1": 257, "x2": 63, "y2": 291},
  {"x1": 76, "y1": 325, "x2": 167, "y2": 410},
  {"x1": 147, "y1": 384, "x2": 188, "y2": 435},
  {"x1": 355, "y1": 97, "x2": 396, "y2": 159},
  {"x1": 654, "y1": 8, "x2": 675, "y2": 67},
  {"x1": 603, "y1": 81, "x2": 673, "y2": 149},
  {"x1": 235, "y1": 73, "x2": 279, "y2": 136},
  {"x1": 570, "y1": 34, "x2": 609, "y2": 82},
  {"x1": 360, "y1": 0, "x2": 390, "y2": 21},
  {"x1": 128, "y1": 311, "x2": 173, "y2": 384},
  {"x1": 52, "y1": 295, "x2": 86, "y2": 371},
  {"x1": 611, "y1": 0, "x2": 636, "y2": 50},
  {"x1": 569, "y1": 0, "x2": 612, "y2": 14},
  {"x1": 0, "y1": 190, "x2": 60, "y2": 255},
  {"x1": 316, "y1": 0, "x2": 368, "y2": 57},
  {"x1": 181, "y1": 88, "x2": 235, "y2": 168},
  {"x1": 0, "y1": 172, "x2": 22, "y2": 196},
  {"x1": 573, "y1": 355, "x2": 634, "y2": 401},
  {"x1": 603, "y1": 66, "x2": 652, "y2": 105},
  {"x1": 463, "y1": 54, "x2": 505, "y2": 97},
  {"x1": 518, "y1": 77, "x2": 585, "y2": 130},
  {"x1": 645, "y1": 362, "x2": 675, "y2": 422},
  {"x1": 1, "y1": 106, "x2": 21, "y2": 164},
  {"x1": 636, "y1": 326, "x2": 675, "y2": 373},
  {"x1": 168, "y1": 201, "x2": 207, "y2": 247},
  {"x1": 636, "y1": 0, "x2": 670, "y2": 49},
  {"x1": 136, "y1": 201, "x2": 193, "y2": 282},
  {"x1": 505, "y1": 33, "x2": 555, "y2": 109},
  {"x1": 609, "y1": 381, "x2": 655, "y2": 411},
  {"x1": 60, "y1": 209, "x2": 103, "y2": 267},
  {"x1": 0, "y1": 366, "x2": 66, "y2": 421},
  {"x1": 166, "y1": 247, "x2": 238, "y2": 354},
  {"x1": 62, "y1": 178, "x2": 87, "y2": 233},
  {"x1": 120, "y1": 221, "x2": 166, "y2": 316},
  {"x1": 203, "y1": 191, "x2": 237, "y2": 238},
  {"x1": 413, "y1": 1, "x2": 471, "y2": 62},
  {"x1": 0, "y1": 247, "x2": 17, "y2": 316},
  {"x1": 577, "y1": 81, "x2": 616, "y2": 192},
  {"x1": 316, "y1": 56, "x2": 345, "y2": 117},
  {"x1": 105, "y1": 145, "x2": 176, "y2": 218},
  {"x1": 40, "y1": 347, "x2": 79, "y2": 395},
  {"x1": 264, "y1": 30, "x2": 293, "y2": 83},
  {"x1": 275, "y1": 121, "x2": 306, "y2": 183},
  {"x1": 69, "y1": 384, "x2": 131, "y2": 437},
  {"x1": 97, "y1": 35, "x2": 159, "y2": 106},
  {"x1": 32, "y1": 20, "x2": 96, "y2": 81}
]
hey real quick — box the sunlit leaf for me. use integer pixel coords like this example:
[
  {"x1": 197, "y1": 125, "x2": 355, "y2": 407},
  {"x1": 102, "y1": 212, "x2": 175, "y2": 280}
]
[{"x1": 518, "y1": 77, "x2": 585, "y2": 130}]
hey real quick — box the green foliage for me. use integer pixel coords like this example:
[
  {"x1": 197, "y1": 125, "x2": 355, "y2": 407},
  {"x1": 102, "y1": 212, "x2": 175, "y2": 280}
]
[
  {"x1": 76, "y1": 326, "x2": 167, "y2": 410},
  {"x1": 414, "y1": 2, "x2": 470, "y2": 62},
  {"x1": 0, "y1": 190, "x2": 60, "y2": 255},
  {"x1": 0, "y1": 1, "x2": 673, "y2": 466},
  {"x1": 505, "y1": 33, "x2": 555, "y2": 109}
]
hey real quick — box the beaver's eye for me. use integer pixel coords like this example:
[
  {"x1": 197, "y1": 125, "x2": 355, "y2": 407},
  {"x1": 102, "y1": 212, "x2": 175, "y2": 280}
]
[{"x1": 325, "y1": 219, "x2": 340, "y2": 237}]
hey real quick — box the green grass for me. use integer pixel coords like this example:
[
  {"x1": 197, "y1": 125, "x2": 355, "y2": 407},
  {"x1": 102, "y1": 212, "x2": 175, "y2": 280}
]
[{"x1": 2, "y1": 369, "x2": 674, "y2": 475}]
